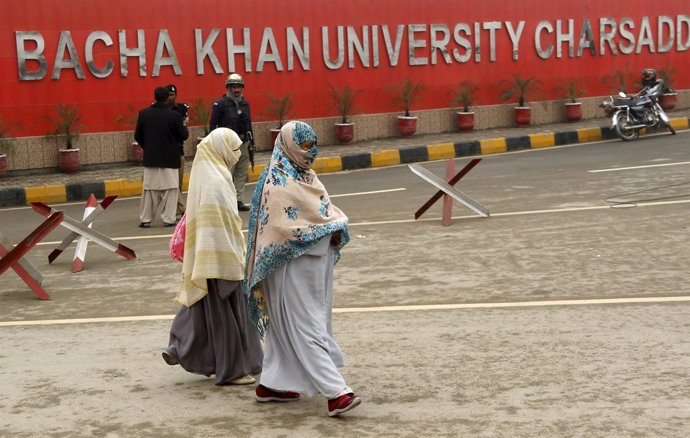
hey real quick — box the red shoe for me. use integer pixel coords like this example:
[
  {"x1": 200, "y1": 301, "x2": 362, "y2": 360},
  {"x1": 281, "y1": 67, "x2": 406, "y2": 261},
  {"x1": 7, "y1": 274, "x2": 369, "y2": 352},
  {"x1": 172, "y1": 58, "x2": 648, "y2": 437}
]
[
  {"x1": 328, "y1": 393, "x2": 361, "y2": 417},
  {"x1": 255, "y1": 384, "x2": 300, "y2": 402}
]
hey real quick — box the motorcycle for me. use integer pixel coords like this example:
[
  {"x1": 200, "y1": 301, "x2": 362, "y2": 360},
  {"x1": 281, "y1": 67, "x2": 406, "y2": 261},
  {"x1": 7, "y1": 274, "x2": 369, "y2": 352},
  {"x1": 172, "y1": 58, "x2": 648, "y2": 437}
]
[{"x1": 599, "y1": 81, "x2": 676, "y2": 141}]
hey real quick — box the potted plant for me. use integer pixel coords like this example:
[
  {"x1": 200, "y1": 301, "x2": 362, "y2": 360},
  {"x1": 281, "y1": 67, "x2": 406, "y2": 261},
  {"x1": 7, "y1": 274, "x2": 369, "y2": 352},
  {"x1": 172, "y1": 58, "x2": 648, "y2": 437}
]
[
  {"x1": 115, "y1": 104, "x2": 143, "y2": 165},
  {"x1": 451, "y1": 81, "x2": 479, "y2": 132},
  {"x1": 394, "y1": 78, "x2": 425, "y2": 138},
  {"x1": 499, "y1": 74, "x2": 543, "y2": 127},
  {"x1": 554, "y1": 78, "x2": 586, "y2": 122},
  {"x1": 265, "y1": 94, "x2": 294, "y2": 146},
  {"x1": 0, "y1": 116, "x2": 16, "y2": 178},
  {"x1": 658, "y1": 63, "x2": 677, "y2": 112},
  {"x1": 604, "y1": 62, "x2": 634, "y2": 95},
  {"x1": 45, "y1": 104, "x2": 85, "y2": 173},
  {"x1": 328, "y1": 84, "x2": 362, "y2": 144}
]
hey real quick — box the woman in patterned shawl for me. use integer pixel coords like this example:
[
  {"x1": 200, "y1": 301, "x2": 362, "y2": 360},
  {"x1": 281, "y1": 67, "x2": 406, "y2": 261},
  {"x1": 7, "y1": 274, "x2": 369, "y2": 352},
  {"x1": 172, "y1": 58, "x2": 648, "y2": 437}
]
[
  {"x1": 243, "y1": 121, "x2": 362, "y2": 417},
  {"x1": 162, "y1": 127, "x2": 263, "y2": 386}
]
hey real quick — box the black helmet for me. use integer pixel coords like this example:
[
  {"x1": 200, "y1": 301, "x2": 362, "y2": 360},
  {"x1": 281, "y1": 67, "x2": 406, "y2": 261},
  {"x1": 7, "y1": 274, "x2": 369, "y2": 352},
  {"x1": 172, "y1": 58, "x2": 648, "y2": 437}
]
[
  {"x1": 641, "y1": 68, "x2": 657, "y2": 86},
  {"x1": 642, "y1": 68, "x2": 656, "y2": 81}
]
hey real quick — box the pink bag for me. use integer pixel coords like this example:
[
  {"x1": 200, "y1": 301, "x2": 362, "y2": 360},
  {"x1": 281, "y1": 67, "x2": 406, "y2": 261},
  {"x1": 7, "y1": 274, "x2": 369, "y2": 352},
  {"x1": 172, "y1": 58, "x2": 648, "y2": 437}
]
[{"x1": 169, "y1": 213, "x2": 186, "y2": 263}]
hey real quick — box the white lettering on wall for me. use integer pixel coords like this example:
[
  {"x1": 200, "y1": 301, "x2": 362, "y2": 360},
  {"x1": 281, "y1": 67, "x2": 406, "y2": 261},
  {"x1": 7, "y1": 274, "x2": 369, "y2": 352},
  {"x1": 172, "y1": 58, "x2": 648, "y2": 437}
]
[{"x1": 14, "y1": 15, "x2": 690, "y2": 80}]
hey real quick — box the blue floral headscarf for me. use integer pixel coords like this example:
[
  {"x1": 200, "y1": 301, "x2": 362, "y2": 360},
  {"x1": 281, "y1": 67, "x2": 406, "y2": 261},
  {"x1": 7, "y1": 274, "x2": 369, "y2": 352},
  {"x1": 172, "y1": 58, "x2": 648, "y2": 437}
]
[{"x1": 243, "y1": 121, "x2": 350, "y2": 336}]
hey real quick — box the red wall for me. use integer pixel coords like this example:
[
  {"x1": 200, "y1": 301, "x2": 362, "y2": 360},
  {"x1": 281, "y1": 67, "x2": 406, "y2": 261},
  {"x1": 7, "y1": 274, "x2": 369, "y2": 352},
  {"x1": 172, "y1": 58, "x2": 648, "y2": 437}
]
[{"x1": 1, "y1": 0, "x2": 689, "y2": 137}]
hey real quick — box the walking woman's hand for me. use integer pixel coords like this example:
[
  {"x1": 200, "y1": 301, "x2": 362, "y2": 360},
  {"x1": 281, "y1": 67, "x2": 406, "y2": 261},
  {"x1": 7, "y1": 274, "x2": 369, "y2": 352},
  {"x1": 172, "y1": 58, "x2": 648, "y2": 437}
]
[{"x1": 330, "y1": 232, "x2": 341, "y2": 247}]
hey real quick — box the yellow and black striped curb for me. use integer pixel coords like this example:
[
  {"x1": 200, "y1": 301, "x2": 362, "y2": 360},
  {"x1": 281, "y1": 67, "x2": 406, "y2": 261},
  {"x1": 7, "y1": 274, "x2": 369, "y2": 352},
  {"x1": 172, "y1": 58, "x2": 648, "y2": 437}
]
[{"x1": 2, "y1": 117, "x2": 688, "y2": 207}]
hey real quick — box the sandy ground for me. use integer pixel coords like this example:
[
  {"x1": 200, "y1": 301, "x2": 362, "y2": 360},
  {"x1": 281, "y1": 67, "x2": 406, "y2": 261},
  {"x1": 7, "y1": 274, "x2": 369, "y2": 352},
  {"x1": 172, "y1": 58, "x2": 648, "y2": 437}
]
[{"x1": 2, "y1": 135, "x2": 690, "y2": 437}]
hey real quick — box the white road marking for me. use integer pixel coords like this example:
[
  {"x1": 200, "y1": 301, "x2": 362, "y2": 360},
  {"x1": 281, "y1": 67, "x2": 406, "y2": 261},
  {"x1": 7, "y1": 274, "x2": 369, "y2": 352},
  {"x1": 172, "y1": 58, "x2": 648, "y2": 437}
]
[
  {"x1": 2, "y1": 295, "x2": 688, "y2": 327},
  {"x1": 331, "y1": 187, "x2": 406, "y2": 198},
  {"x1": 1, "y1": 187, "x2": 404, "y2": 212},
  {"x1": 33, "y1": 198, "x2": 690, "y2": 245},
  {"x1": 348, "y1": 199, "x2": 690, "y2": 227},
  {"x1": 0, "y1": 315, "x2": 175, "y2": 326},
  {"x1": 589, "y1": 161, "x2": 690, "y2": 173},
  {"x1": 334, "y1": 296, "x2": 690, "y2": 313}
]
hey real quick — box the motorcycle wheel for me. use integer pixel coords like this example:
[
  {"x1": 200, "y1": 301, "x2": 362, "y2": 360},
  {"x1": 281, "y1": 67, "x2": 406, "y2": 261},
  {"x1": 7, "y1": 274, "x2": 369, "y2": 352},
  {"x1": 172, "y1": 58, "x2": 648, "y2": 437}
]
[
  {"x1": 667, "y1": 123, "x2": 676, "y2": 135},
  {"x1": 614, "y1": 115, "x2": 639, "y2": 141}
]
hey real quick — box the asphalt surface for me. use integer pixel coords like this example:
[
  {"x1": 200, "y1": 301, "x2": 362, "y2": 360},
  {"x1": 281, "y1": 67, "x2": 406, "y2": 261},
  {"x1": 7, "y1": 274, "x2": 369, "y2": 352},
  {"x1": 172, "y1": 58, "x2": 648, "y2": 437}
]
[
  {"x1": 3, "y1": 109, "x2": 690, "y2": 208},
  {"x1": 1, "y1": 124, "x2": 690, "y2": 437}
]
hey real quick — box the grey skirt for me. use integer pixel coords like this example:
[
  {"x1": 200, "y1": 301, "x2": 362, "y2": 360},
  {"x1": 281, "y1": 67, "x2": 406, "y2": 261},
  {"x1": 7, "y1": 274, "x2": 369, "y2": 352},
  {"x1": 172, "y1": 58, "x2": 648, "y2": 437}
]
[{"x1": 165, "y1": 279, "x2": 263, "y2": 385}]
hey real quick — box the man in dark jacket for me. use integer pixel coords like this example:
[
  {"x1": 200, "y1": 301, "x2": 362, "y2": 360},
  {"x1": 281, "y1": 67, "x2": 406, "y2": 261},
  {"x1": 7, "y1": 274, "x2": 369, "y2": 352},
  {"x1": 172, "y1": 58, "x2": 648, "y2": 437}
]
[
  {"x1": 209, "y1": 73, "x2": 253, "y2": 211},
  {"x1": 166, "y1": 84, "x2": 190, "y2": 219},
  {"x1": 135, "y1": 86, "x2": 189, "y2": 228}
]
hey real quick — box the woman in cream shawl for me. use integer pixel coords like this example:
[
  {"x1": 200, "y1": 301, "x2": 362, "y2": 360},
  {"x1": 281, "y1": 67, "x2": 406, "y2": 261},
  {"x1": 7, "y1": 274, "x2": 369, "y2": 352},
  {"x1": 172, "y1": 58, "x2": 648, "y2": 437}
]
[
  {"x1": 243, "y1": 121, "x2": 361, "y2": 417},
  {"x1": 162, "y1": 128, "x2": 263, "y2": 386}
]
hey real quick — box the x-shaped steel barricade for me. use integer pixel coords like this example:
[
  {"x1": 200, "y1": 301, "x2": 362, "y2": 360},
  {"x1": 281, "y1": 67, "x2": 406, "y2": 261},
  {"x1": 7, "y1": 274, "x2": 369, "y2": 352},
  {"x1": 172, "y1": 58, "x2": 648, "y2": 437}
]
[
  {"x1": 31, "y1": 195, "x2": 136, "y2": 272},
  {"x1": 409, "y1": 158, "x2": 489, "y2": 226},
  {"x1": 0, "y1": 212, "x2": 64, "y2": 299}
]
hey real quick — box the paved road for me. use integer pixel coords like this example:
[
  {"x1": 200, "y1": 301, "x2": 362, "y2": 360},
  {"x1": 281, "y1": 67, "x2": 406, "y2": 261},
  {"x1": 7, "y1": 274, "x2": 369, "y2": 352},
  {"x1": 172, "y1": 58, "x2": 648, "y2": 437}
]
[{"x1": 1, "y1": 132, "x2": 689, "y2": 437}]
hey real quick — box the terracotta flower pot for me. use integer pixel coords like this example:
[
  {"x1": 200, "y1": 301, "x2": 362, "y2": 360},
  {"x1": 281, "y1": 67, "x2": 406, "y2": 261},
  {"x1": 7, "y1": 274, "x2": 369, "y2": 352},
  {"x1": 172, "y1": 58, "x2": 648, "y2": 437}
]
[
  {"x1": 131, "y1": 142, "x2": 144, "y2": 165},
  {"x1": 270, "y1": 128, "x2": 281, "y2": 146},
  {"x1": 456, "y1": 112, "x2": 475, "y2": 132},
  {"x1": 59, "y1": 148, "x2": 81, "y2": 174},
  {"x1": 335, "y1": 122, "x2": 354, "y2": 144},
  {"x1": 659, "y1": 93, "x2": 677, "y2": 112},
  {"x1": 397, "y1": 116, "x2": 418, "y2": 138},
  {"x1": 564, "y1": 102, "x2": 582, "y2": 122},
  {"x1": 0, "y1": 153, "x2": 7, "y2": 178},
  {"x1": 514, "y1": 107, "x2": 531, "y2": 127}
]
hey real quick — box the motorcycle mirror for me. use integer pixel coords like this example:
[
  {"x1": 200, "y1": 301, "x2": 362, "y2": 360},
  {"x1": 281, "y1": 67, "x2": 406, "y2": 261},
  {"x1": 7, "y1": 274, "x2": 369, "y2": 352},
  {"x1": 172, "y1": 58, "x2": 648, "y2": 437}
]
[{"x1": 618, "y1": 92, "x2": 626, "y2": 98}]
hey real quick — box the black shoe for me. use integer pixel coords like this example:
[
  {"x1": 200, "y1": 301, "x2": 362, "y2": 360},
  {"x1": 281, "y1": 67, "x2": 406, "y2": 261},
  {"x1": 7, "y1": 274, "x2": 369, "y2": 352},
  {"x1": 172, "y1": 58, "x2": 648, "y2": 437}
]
[
  {"x1": 161, "y1": 349, "x2": 179, "y2": 366},
  {"x1": 164, "y1": 222, "x2": 177, "y2": 227},
  {"x1": 139, "y1": 222, "x2": 151, "y2": 228},
  {"x1": 237, "y1": 201, "x2": 250, "y2": 211}
]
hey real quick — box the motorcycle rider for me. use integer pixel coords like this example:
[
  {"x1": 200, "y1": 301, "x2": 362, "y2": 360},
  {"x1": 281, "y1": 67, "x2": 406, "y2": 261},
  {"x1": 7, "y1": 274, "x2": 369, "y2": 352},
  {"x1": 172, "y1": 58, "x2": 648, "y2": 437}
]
[
  {"x1": 635, "y1": 68, "x2": 663, "y2": 98},
  {"x1": 605, "y1": 67, "x2": 675, "y2": 140}
]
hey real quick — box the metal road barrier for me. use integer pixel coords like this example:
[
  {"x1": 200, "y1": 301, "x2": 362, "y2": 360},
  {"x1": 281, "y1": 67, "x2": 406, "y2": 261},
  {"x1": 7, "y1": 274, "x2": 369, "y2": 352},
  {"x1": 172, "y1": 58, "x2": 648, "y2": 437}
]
[
  {"x1": 409, "y1": 159, "x2": 489, "y2": 226},
  {"x1": 0, "y1": 212, "x2": 64, "y2": 300}
]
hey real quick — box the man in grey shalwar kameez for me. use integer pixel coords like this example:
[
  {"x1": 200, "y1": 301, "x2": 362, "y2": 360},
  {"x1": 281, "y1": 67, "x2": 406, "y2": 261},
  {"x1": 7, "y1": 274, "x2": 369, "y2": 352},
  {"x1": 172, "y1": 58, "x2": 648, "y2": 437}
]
[
  {"x1": 134, "y1": 86, "x2": 188, "y2": 227},
  {"x1": 243, "y1": 121, "x2": 362, "y2": 417}
]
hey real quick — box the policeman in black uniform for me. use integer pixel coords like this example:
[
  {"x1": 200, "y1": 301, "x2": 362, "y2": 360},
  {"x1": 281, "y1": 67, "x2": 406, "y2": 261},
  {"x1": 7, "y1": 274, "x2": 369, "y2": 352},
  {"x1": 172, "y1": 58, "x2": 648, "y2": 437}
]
[
  {"x1": 209, "y1": 73, "x2": 254, "y2": 211},
  {"x1": 166, "y1": 84, "x2": 190, "y2": 219}
]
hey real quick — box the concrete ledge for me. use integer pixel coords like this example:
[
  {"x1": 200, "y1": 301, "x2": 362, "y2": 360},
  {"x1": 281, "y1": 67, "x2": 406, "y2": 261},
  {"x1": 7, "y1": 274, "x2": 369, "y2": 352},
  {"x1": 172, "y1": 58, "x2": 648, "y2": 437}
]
[
  {"x1": 371, "y1": 150, "x2": 401, "y2": 168},
  {"x1": 25, "y1": 185, "x2": 67, "y2": 204},
  {"x1": 104, "y1": 179, "x2": 142, "y2": 198},
  {"x1": 312, "y1": 157, "x2": 342, "y2": 175},
  {"x1": 342, "y1": 153, "x2": 372, "y2": 170},
  {"x1": 529, "y1": 133, "x2": 555, "y2": 149},
  {"x1": 601, "y1": 127, "x2": 618, "y2": 140},
  {"x1": 399, "y1": 146, "x2": 429, "y2": 163},
  {"x1": 480, "y1": 138, "x2": 508, "y2": 155},
  {"x1": 247, "y1": 164, "x2": 267, "y2": 183},
  {"x1": 0, "y1": 187, "x2": 26, "y2": 206},
  {"x1": 506, "y1": 136, "x2": 531, "y2": 151},
  {"x1": 426, "y1": 143, "x2": 455, "y2": 161},
  {"x1": 555, "y1": 131, "x2": 579, "y2": 145},
  {"x1": 577, "y1": 128, "x2": 602, "y2": 143},
  {"x1": 66, "y1": 182, "x2": 105, "y2": 201},
  {"x1": 670, "y1": 118, "x2": 689, "y2": 130},
  {"x1": 454, "y1": 140, "x2": 481, "y2": 157}
]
